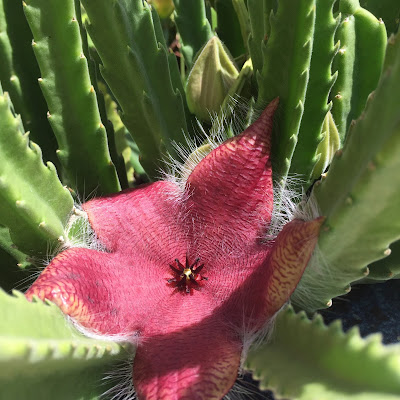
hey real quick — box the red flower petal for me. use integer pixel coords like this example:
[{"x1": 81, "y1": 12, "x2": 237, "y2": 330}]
[
  {"x1": 134, "y1": 321, "x2": 241, "y2": 400},
  {"x1": 25, "y1": 248, "x2": 227, "y2": 337},
  {"x1": 185, "y1": 99, "x2": 278, "y2": 260},
  {"x1": 198, "y1": 217, "x2": 324, "y2": 331},
  {"x1": 25, "y1": 247, "x2": 176, "y2": 335},
  {"x1": 83, "y1": 181, "x2": 188, "y2": 262},
  {"x1": 232, "y1": 217, "x2": 325, "y2": 328}
]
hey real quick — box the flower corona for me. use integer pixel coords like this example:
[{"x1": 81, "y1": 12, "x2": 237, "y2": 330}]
[{"x1": 167, "y1": 256, "x2": 208, "y2": 294}]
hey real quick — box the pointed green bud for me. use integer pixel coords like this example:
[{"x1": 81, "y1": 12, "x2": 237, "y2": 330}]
[
  {"x1": 148, "y1": 0, "x2": 174, "y2": 19},
  {"x1": 182, "y1": 143, "x2": 213, "y2": 176},
  {"x1": 311, "y1": 111, "x2": 341, "y2": 180},
  {"x1": 186, "y1": 36, "x2": 239, "y2": 122}
]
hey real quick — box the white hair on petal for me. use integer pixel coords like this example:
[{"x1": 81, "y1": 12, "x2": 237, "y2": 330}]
[
  {"x1": 41, "y1": 188, "x2": 108, "y2": 266},
  {"x1": 65, "y1": 312, "x2": 138, "y2": 400},
  {"x1": 289, "y1": 191, "x2": 337, "y2": 311},
  {"x1": 241, "y1": 312, "x2": 279, "y2": 364},
  {"x1": 264, "y1": 175, "x2": 305, "y2": 242},
  {"x1": 224, "y1": 377, "x2": 271, "y2": 400},
  {"x1": 161, "y1": 96, "x2": 254, "y2": 192},
  {"x1": 66, "y1": 314, "x2": 140, "y2": 344},
  {"x1": 14, "y1": 265, "x2": 44, "y2": 292},
  {"x1": 20, "y1": 202, "x2": 107, "y2": 289},
  {"x1": 290, "y1": 242, "x2": 331, "y2": 311},
  {"x1": 63, "y1": 204, "x2": 106, "y2": 251},
  {"x1": 101, "y1": 355, "x2": 137, "y2": 400},
  {"x1": 224, "y1": 309, "x2": 279, "y2": 400},
  {"x1": 161, "y1": 122, "x2": 227, "y2": 192}
]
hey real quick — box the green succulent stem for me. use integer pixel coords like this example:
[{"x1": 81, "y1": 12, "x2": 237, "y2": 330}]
[
  {"x1": 0, "y1": 84, "x2": 73, "y2": 256},
  {"x1": 82, "y1": 0, "x2": 192, "y2": 179},
  {"x1": 0, "y1": 226, "x2": 31, "y2": 293},
  {"x1": 365, "y1": 239, "x2": 400, "y2": 281},
  {"x1": 359, "y1": 0, "x2": 400, "y2": 35},
  {"x1": 294, "y1": 30, "x2": 400, "y2": 311},
  {"x1": 256, "y1": 0, "x2": 316, "y2": 182},
  {"x1": 247, "y1": 306, "x2": 400, "y2": 400},
  {"x1": 74, "y1": 1, "x2": 128, "y2": 190},
  {"x1": 247, "y1": 0, "x2": 274, "y2": 78},
  {"x1": 214, "y1": 0, "x2": 246, "y2": 59},
  {"x1": 172, "y1": 0, "x2": 214, "y2": 68},
  {"x1": 0, "y1": 0, "x2": 58, "y2": 166},
  {"x1": 0, "y1": 2, "x2": 24, "y2": 126},
  {"x1": 289, "y1": 0, "x2": 340, "y2": 183},
  {"x1": 330, "y1": 0, "x2": 387, "y2": 142},
  {"x1": 0, "y1": 289, "x2": 132, "y2": 400},
  {"x1": 232, "y1": 0, "x2": 250, "y2": 54},
  {"x1": 23, "y1": 0, "x2": 121, "y2": 196}
]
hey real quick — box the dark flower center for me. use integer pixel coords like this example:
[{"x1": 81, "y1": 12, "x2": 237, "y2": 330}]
[{"x1": 167, "y1": 256, "x2": 208, "y2": 294}]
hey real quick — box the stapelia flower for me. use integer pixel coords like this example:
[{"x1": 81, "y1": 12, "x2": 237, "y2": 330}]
[{"x1": 26, "y1": 99, "x2": 323, "y2": 400}]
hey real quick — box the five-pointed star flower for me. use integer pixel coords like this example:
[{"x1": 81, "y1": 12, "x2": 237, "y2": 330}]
[{"x1": 26, "y1": 98, "x2": 323, "y2": 400}]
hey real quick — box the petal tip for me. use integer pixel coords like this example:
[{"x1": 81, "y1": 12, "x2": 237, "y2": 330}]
[
  {"x1": 259, "y1": 97, "x2": 280, "y2": 120},
  {"x1": 262, "y1": 216, "x2": 324, "y2": 316}
]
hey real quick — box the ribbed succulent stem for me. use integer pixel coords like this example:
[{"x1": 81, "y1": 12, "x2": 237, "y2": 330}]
[
  {"x1": 0, "y1": 84, "x2": 73, "y2": 256},
  {"x1": 0, "y1": 0, "x2": 58, "y2": 166},
  {"x1": 365, "y1": 240, "x2": 400, "y2": 281},
  {"x1": 247, "y1": 0, "x2": 274, "y2": 78},
  {"x1": 101, "y1": 83, "x2": 145, "y2": 184},
  {"x1": 82, "y1": 20, "x2": 128, "y2": 190},
  {"x1": 0, "y1": 226, "x2": 30, "y2": 268},
  {"x1": 256, "y1": 0, "x2": 316, "y2": 182},
  {"x1": 23, "y1": 0, "x2": 121, "y2": 196},
  {"x1": 74, "y1": 0, "x2": 128, "y2": 190},
  {"x1": 289, "y1": 0, "x2": 340, "y2": 183},
  {"x1": 0, "y1": 289, "x2": 132, "y2": 399},
  {"x1": 172, "y1": 0, "x2": 214, "y2": 67},
  {"x1": 330, "y1": 0, "x2": 387, "y2": 142},
  {"x1": 81, "y1": 0, "x2": 191, "y2": 179},
  {"x1": 294, "y1": 30, "x2": 400, "y2": 311},
  {"x1": 247, "y1": 306, "x2": 400, "y2": 399},
  {"x1": 359, "y1": 0, "x2": 400, "y2": 34},
  {"x1": 0, "y1": 2, "x2": 24, "y2": 124},
  {"x1": 0, "y1": 226, "x2": 32, "y2": 292},
  {"x1": 214, "y1": 0, "x2": 246, "y2": 59}
]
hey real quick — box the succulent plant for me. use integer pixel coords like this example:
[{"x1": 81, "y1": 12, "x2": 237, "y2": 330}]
[{"x1": 1, "y1": 0, "x2": 400, "y2": 399}]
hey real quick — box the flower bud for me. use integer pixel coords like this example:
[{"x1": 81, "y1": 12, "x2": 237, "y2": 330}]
[
  {"x1": 311, "y1": 111, "x2": 341, "y2": 180},
  {"x1": 148, "y1": 0, "x2": 174, "y2": 19},
  {"x1": 182, "y1": 143, "x2": 213, "y2": 179},
  {"x1": 186, "y1": 36, "x2": 239, "y2": 121}
]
